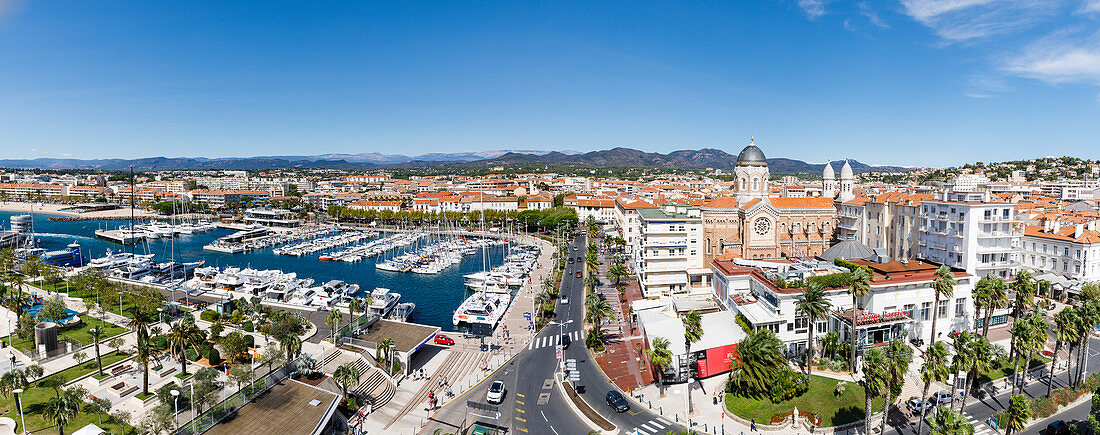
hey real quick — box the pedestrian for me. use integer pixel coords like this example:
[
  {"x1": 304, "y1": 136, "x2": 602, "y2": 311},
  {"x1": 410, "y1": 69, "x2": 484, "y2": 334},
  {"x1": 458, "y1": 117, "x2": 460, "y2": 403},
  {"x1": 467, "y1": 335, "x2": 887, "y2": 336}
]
[{"x1": 750, "y1": 418, "x2": 756, "y2": 432}]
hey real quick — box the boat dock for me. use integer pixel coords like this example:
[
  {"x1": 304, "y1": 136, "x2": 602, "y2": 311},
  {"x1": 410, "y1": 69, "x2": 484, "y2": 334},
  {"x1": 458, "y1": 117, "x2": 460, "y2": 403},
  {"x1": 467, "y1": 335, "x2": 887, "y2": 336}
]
[{"x1": 94, "y1": 228, "x2": 145, "y2": 245}]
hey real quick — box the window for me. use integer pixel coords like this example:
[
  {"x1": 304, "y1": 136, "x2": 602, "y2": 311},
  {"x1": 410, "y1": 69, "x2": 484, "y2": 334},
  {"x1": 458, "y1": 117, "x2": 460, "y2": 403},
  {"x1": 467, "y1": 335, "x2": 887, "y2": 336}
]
[
  {"x1": 921, "y1": 302, "x2": 932, "y2": 321},
  {"x1": 817, "y1": 321, "x2": 827, "y2": 334},
  {"x1": 938, "y1": 300, "x2": 948, "y2": 319},
  {"x1": 903, "y1": 304, "x2": 916, "y2": 316},
  {"x1": 955, "y1": 298, "x2": 965, "y2": 317},
  {"x1": 794, "y1": 316, "x2": 809, "y2": 330}
]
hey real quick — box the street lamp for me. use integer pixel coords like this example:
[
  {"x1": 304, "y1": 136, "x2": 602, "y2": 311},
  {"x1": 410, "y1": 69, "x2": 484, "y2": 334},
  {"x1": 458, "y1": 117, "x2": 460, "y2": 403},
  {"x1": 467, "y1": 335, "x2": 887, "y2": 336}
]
[
  {"x1": 548, "y1": 320, "x2": 574, "y2": 375},
  {"x1": 170, "y1": 389, "x2": 180, "y2": 432},
  {"x1": 13, "y1": 388, "x2": 25, "y2": 435},
  {"x1": 157, "y1": 307, "x2": 164, "y2": 324}
]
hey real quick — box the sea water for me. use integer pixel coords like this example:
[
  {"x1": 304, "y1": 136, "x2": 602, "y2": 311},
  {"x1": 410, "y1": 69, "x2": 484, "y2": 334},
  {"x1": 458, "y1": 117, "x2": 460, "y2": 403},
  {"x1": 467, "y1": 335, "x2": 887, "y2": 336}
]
[{"x1": 0, "y1": 211, "x2": 510, "y2": 330}]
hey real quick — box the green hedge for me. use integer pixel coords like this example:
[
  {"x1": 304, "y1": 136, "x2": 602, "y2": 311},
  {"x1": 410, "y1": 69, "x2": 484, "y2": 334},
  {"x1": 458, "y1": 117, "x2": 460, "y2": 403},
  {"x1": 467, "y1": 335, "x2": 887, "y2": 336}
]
[
  {"x1": 244, "y1": 334, "x2": 255, "y2": 348},
  {"x1": 200, "y1": 310, "x2": 219, "y2": 322},
  {"x1": 185, "y1": 348, "x2": 199, "y2": 361},
  {"x1": 205, "y1": 348, "x2": 220, "y2": 365},
  {"x1": 833, "y1": 258, "x2": 873, "y2": 276},
  {"x1": 242, "y1": 321, "x2": 254, "y2": 332},
  {"x1": 807, "y1": 272, "x2": 853, "y2": 289}
]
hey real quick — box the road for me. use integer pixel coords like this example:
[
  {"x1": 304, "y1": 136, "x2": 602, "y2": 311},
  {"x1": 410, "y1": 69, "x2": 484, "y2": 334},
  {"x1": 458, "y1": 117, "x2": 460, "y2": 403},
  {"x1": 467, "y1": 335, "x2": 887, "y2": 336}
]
[
  {"x1": 425, "y1": 232, "x2": 684, "y2": 435},
  {"x1": 884, "y1": 335, "x2": 1100, "y2": 435}
]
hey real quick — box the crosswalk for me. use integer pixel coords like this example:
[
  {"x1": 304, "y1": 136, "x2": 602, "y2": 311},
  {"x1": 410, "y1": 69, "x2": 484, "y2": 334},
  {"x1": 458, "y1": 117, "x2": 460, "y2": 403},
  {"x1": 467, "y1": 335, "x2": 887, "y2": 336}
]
[
  {"x1": 963, "y1": 412, "x2": 995, "y2": 435},
  {"x1": 527, "y1": 330, "x2": 583, "y2": 350},
  {"x1": 632, "y1": 417, "x2": 673, "y2": 434}
]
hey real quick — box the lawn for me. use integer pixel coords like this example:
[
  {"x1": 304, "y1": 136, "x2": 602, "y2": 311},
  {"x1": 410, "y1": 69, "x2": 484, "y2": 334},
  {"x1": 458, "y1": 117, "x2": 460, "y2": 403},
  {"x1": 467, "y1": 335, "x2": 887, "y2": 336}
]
[
  {"x1": 976, "y1": 356, "x2": 1052, "y2": 384},
  {"x1": 725, "y1": 375, "x2": 885, "y2": 427},
  {"x1": 41, "y1": 350, "x2": 132, "y2": 384},
  {"x1": 0, "y1": 384, "x2": 135, "y2": 435},
  {"x1": 0, "y1": 316, "x2": 128, "y2": 354}
]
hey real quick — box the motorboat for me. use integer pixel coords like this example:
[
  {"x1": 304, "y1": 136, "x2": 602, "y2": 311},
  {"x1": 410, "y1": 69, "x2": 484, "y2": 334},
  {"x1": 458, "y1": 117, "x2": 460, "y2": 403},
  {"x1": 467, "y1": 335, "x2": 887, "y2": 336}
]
[{"x1": 366, "y1": 287, "x2": 401, "y2": 317}]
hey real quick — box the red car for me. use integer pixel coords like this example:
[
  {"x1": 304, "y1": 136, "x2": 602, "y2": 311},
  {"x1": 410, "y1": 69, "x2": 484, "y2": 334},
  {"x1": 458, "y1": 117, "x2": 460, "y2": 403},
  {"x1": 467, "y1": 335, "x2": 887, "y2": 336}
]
[{"x1": 434, "y1": 334, "x2": 455, "y2": 346}]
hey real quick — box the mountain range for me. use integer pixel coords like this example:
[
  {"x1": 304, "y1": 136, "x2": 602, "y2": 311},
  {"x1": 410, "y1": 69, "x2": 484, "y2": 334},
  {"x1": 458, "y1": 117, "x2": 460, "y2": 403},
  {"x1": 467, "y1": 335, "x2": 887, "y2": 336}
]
[{"x1": 0, "y1": 148, "x2": 908, "y2": 173}]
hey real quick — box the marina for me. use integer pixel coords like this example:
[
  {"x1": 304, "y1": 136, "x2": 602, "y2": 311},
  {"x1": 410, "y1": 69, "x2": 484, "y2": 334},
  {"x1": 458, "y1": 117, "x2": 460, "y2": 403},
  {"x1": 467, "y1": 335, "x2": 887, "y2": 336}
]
[{"x1": 1, "y1": 210, "x2": 535, "y2": 331}]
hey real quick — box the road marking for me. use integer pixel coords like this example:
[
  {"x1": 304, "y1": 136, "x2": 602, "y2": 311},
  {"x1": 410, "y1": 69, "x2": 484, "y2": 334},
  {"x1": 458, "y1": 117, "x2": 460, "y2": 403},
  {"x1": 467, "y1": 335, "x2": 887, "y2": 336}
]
[
  {"x1": 537, "y1": 392, "x2": 551, "y2": 405},
  {"x1": 641, "y1": 423, "x2": 659, "y2": 432},
  {"x1": 516, "y1": 427, "x2": 528, "y2": 433},
  {"x1": 516, "y1": 393, "x2": 525, "y2": 398},
  {"x1": 516, "y1": 408, "x2": 525, "y2": 413},
  {"x1": 656, "y1": 417, "x2": 672, "y2": 425},
  {"x1": 515, "y1": 400, "x2": 524, "y2": 405},
  {"x1": 548, "y1": 425, "x2": 559, "y2": 435},
  {"x1": 649, "y1": 419, "x2": 666, "y2": 428},
  {"x1": 541, "y1": 411, "x2": 548, "y2": 422},
  {"x1": 515, "y1": 417, "x2": 527, "y2": 423},
  {"x1": 634, "y1": 427, "x2": 654, "y2": 434}
]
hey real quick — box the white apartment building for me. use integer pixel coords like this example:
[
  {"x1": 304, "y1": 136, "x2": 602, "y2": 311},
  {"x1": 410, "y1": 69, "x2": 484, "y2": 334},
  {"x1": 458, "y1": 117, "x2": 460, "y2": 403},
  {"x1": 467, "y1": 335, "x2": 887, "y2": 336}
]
[
  {"x1": 712, "y1": 257, "x2": 975, "y2": 355},
  {"x1": 836, "y1": 198, "x2": 869, "y2": 242},
  {"x1": 951, "y1": 174, "x2": 990, "y2": 192},
  {"x1": 635, "y1": 205, "x2": 704, "y2": 297},
  {"x1": 1023, "y1": 221, "x2": 1100, "y2": 282},
  {"x1": 918, "y1": 190, "x2": 1022, "y2": 278}
]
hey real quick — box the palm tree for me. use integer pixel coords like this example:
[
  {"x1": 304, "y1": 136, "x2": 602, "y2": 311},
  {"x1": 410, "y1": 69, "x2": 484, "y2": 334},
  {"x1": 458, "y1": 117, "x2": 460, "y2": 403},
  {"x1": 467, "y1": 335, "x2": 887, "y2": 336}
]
[
  {"x1": 961, "y1": 337, "x2": 996, "y2": 414},
  {"x1": 928, "y1": 406, "x2": 975, "y2": 435},
  {"x1": 325, "y1": 309, "x2": 342, "y2": 343},
  {"x1": 880, "y1": 339, "x2": 913, "y2": 434},
  {"x1": 1004, "y1": 394, "x2": 1032, "y2": 435},
  {"x1": 646, "y1": 337, "x2": 672, "y2": 397},
  {"x1": 378, "y1": 337, "x2": 396, "y2": 375},
  {"x1": 42, "y1": 389, "x2": 81, "y2": 435},
  {"x1": 972, "y1": 276, "x2": 993, "y2": 335},
  {"x1": 534, "y1": 291, "x2": 552, "y2": 319},
  {"x1": 860, "y1": 347, "x2": 888, "y2": 435},
  {"x1": 983, "y1": 277, "x2": 1008, "y2": 338},
  {"x1": 728, "y1": 329, "x2": 786, "y2": 397},
  {"x1": 1007, "y1": 270, "x2": 1035, "y2": 370},
  {"x1": 794, "y1": 282, "x2": 832, "y2": 377},
  {"x1": 916, "y1": 342, "x2": 950, "y2": 435},
  {"x1": 606, "y1": 260, "x2": 629, "y2": 300},
  {"x1": 949, "y1": 331, "x2": 974, "y2": 407},
  {"x1": 88, "y1": 324, "x2": 104, "y2": 377},
  {"x1": 1047, "y1": 308, "x2": 1072, "y2": 397},
  {"x1": 349, "y1": 299, "x2": 362, "y2": 329},
  {"x1": 167, "y1": 318, "x2": 203, "y2": 377},
  {"x1": 585, "y1": 297, "x2": 615, "y2": 332},
  {"x1": 847, "y1": 267, "x2": 871, "y2": 372},
  {"x1": 682, "y1": 310, "x2": 703, "y2": 360},
  {"x1": 1072, "y1": 299, "x2": 1099, "y2": 388},
  {"x1": 127, "y1": 307, "x2": 156, "y2": 396},
  {"x1": 1021, "y1": 309, "x2": 1049, "y2": 394},
  {"x1": 929, "y1": 265, "x2": 956, "y2": 347},
  {"x1": 333, "y1": 361, "x2": 361, "y2": 399},
  {"x1": 280, "y1": 332, "x2": 302, "y2": 362}
]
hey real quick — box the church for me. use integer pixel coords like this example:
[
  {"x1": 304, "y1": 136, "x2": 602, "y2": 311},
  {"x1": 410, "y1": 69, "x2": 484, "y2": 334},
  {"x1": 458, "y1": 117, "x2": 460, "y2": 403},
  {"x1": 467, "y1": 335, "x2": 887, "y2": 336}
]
[{"x1": 701, "y1": 140, "x2": 844, "y2": 263}]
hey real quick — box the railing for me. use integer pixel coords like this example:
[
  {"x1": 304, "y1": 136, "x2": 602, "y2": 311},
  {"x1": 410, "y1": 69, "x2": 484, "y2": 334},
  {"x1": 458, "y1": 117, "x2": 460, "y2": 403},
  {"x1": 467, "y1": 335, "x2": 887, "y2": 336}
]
[{"x1": 175, "y1": 357, "x2": 299, "y2": 435}]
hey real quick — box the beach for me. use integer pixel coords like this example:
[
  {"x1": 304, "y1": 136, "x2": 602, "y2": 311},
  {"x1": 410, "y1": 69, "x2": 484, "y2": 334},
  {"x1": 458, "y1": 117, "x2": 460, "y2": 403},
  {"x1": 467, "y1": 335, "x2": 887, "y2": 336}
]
[{"x1": 0, "y1": 200, "x2": 158, "y2": 219}]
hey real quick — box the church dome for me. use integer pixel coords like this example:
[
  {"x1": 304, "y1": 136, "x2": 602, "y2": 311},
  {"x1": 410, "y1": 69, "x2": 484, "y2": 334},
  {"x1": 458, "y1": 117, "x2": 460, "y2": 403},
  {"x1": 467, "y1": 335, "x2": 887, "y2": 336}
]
[
  {"x1": 840, "y1": 160, "x2": 854, "y2": 179},
  {"x1": 736, "y1": 140, "x2": 767, "y2": 167},
  {"x1": 822, "y1": 161, "x2": 835, "y2": 179}
]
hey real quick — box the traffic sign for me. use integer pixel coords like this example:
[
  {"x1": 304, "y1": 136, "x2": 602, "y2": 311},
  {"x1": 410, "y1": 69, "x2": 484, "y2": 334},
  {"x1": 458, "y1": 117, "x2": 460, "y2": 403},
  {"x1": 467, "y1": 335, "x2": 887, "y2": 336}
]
[{"x1": 556, "y1": 349, "x2": 563, "y2": 360}]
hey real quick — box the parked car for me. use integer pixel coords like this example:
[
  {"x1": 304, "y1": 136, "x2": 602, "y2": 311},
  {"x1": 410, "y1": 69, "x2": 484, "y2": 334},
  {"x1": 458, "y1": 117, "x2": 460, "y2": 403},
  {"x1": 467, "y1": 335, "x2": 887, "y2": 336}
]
[
  {"x1": 606, "y1": 390, "x2": 629, "y2": 412},
  {"x1": 486, "y1": 381, "x2": 506, "y2": 404},
  {"x1": 934, "y1": 390, "x2": 953, "y2": 406},
  {"x1": 906, "y1": 397, "x2": 933, "y2": 415},
  {"x1": 561, "y1": 333, "x2": 571, "y2": 349},
  {"x1": 434, "y1": 334, "x2": 455, "y2": 346},
  {"x1": 1045, "y1": 420, "x2": 1070, "y2": 435}
]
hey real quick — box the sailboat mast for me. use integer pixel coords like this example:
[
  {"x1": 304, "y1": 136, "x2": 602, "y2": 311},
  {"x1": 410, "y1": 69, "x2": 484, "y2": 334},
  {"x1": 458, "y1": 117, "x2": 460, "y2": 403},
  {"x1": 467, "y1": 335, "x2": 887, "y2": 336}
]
[{"x1": 130, "y1": 165, "x2": 135, "y2": 255}]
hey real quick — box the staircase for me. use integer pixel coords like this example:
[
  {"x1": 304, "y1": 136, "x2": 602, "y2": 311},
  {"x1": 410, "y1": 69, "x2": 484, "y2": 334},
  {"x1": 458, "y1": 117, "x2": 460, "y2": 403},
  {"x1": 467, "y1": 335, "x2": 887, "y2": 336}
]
[{"x1": 353, "y1": 357, "x2": 396, "y2": 409}]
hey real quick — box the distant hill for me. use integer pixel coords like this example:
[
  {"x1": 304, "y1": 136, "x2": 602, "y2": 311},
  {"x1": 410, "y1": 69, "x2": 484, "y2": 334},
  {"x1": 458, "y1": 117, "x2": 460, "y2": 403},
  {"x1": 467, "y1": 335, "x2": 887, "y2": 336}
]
[
  {"x1": 0, "y1": 147, "x2": 907, "y2": 172},
  {"x1": 477, "y1": 148, "x2": 907, "y2": 173}
]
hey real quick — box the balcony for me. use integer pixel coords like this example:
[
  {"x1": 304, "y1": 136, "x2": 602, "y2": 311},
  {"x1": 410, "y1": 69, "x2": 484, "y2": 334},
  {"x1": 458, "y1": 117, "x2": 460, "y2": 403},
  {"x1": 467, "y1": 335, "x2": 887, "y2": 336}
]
[
  {"x1": 979, "y1": 216, "x2": 1021, "y2": 223},
  {"x1": 977, "y1": 231, "x2": 1022, "y2": 238}
]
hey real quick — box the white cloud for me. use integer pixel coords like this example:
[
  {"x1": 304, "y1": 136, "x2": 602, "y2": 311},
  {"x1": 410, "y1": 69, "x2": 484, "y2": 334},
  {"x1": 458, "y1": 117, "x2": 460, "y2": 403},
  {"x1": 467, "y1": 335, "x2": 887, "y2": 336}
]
[
  {"x1": 798, "y1": 0, "x2": 828, "y2": 18},
  {"x1": 964, "y1": 74, "x2": 1014, "y2": 97},
  {"x1": 1081, "y1": 0, "x2": 1100, "y2": 13},
  {"x1": 1005, "y1": 30, "x2": 1100, "y2": 85},
  {"x1": 900, "y1": 0, "x2": 1063, "y2": 41},
  {"x1": 859, "y1": 2, "x2": 889, "y2": 28},
  {"x1": 60, "y1": 153, "x2": 73, "y2": 157}
]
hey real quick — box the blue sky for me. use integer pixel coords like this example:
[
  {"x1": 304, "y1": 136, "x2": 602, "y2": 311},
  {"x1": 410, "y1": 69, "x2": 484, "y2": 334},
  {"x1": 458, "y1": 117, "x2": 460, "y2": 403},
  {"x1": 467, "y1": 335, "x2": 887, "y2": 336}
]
[{"x1": 1, "y1": 1, "x2": 1099, "y2": 166}]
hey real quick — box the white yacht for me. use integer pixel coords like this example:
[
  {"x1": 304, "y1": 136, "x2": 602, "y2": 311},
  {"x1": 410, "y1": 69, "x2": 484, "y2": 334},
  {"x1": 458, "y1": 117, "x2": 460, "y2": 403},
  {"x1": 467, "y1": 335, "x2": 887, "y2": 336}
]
[
  {"x1": 452, "y1": 292, "x2": 511, "y2": 330},
  {"x1": 367, "y1": 288, "x2": 401, "y2": 317}
]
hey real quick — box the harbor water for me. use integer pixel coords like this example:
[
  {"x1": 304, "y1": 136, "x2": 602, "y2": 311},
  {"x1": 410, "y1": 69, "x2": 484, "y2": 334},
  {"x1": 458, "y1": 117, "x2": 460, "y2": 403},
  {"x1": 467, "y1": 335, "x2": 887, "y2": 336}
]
[{"x1": 1, "y1": 211, "x2": 511, "y2": 331}]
